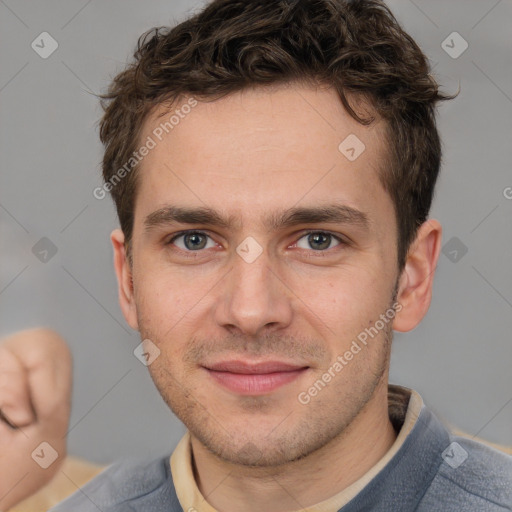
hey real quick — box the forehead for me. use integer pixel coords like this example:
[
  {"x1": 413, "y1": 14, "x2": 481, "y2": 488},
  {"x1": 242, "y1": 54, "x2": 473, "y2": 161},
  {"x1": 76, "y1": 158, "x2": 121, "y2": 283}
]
[{"x1": 134, "y1": 83, "x2": 391, "y2": 229}]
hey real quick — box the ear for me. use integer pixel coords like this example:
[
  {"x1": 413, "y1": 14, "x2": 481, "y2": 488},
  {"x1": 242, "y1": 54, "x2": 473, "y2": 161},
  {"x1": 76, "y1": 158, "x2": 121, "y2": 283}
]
[
  {"x1": 393, "y1": 219, "x2": 442, "y2": 332},
  {"x1": 111, "y1": 229, "x2": 139, "y2": 331}
]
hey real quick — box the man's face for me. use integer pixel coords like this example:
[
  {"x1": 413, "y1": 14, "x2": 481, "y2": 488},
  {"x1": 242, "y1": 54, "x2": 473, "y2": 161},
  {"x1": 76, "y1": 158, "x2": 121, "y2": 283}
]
[{"x1": 123, "y1": 83, "x2": 400, "y2": 466}]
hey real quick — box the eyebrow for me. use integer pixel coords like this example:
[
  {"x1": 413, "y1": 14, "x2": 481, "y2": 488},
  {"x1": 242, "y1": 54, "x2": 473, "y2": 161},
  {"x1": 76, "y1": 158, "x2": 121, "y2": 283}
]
[{"x1": 143, "y1": 204, "x2": 370, "y2": 233}]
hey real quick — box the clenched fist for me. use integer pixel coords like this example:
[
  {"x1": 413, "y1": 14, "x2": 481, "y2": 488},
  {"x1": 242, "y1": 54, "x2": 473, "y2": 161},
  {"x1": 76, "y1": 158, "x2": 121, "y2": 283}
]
[{"x1": 0, "y1": 328, "x2": 72, "y2": 511}]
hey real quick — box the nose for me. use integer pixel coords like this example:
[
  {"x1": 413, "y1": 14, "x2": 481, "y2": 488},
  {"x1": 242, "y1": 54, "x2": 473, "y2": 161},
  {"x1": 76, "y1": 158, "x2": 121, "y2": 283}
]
[{"x1": 214, "y1": 248, "x2": 293, "y2": 337}]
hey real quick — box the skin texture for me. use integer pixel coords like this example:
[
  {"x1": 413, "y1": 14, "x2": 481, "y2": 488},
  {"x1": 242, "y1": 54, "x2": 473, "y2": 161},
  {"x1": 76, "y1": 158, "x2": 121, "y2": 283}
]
[
  {"x1": 112, "y1": 82, "x2": 442, "y2": 511},
  {"x1": 0, "y1": 328, "x2": 71, "y2": 512}
]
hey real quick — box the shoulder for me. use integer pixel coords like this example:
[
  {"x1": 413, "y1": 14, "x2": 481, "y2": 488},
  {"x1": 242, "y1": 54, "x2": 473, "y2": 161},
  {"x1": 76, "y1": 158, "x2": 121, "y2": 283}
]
[
  {"x1": 419, "y1": 435, "x2": 512, "y2": 511},
  {"x1": 49, "y1": 454, "x2": 178, "y2": 512}
]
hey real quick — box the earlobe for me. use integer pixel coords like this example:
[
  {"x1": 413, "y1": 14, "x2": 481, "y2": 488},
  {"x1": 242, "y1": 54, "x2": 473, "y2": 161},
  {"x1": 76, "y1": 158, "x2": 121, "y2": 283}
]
[
  {"x1": 111, "y1": 229, "x2": 139, "y2": 331},
  {"x1": 393, "y1": 219, "x2": 442, "y2": 333}
]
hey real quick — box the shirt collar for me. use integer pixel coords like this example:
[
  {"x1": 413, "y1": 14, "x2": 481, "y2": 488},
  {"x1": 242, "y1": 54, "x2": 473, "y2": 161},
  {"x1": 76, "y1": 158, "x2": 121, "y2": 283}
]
[{"x1": 170, "y1": 385, "x2": 423, "y2": 512}]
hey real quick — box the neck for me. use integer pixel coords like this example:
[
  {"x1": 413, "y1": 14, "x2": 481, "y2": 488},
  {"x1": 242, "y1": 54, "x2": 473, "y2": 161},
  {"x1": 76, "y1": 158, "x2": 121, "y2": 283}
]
[{"x1": 190, "y1": 380, "x2": 397, "y2": 512}]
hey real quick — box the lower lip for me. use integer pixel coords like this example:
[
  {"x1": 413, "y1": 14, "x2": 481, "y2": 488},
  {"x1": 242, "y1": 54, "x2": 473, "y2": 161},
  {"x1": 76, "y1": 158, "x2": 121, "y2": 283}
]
[{"x1": 206, "y1": 368, "x2": 308, "y2": 395}]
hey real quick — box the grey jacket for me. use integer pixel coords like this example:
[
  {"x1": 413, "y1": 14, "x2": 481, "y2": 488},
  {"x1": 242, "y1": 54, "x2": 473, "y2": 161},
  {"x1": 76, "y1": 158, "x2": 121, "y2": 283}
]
[{"x1": 50, "y1": 404, "x2": 512, "y2": 511}]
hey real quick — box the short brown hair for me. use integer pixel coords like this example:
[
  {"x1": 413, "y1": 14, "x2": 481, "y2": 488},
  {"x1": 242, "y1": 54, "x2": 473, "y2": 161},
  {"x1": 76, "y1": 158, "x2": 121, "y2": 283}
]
[{"x1": 99, "y1": 0, "x2": 452, "y2": 271}]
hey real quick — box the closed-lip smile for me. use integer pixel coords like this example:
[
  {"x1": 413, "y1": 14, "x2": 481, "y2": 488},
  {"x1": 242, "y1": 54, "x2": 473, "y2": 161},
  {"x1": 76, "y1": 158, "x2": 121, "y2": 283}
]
[{"x1": 203, "y1": 359, "x2": 309, "y2": 394}]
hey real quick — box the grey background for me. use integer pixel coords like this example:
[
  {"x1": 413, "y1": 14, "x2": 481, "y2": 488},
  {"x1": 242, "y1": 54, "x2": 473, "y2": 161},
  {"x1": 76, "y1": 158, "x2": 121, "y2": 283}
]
[{"x1": 0, "y1": 0, "x2": 511, "y2": 464}]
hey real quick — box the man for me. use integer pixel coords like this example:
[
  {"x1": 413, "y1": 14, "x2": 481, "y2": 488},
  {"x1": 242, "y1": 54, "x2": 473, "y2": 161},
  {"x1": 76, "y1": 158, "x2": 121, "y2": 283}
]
[{"x1": 45, "y1": 0, "x2": 512, "y2": 510}]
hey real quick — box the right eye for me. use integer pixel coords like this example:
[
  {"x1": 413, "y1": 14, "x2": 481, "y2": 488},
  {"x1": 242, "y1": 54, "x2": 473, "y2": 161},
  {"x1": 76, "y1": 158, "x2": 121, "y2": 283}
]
[{"x1": 168, "y1": 231, "x2": 217, "y2": 251}]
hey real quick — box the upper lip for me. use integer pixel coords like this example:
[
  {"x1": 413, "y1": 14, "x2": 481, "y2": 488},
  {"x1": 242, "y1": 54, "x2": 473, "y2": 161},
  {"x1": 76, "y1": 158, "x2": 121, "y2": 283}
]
[{"x1": 204, "y1": 360, "x2": 309, "y2": 374}]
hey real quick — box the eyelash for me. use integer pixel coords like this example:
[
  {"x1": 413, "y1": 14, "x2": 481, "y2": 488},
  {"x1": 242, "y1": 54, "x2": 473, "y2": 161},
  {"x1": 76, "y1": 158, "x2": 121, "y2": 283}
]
[{"x1": 166, "y1": 229, "x2": 348, "y2": 257}]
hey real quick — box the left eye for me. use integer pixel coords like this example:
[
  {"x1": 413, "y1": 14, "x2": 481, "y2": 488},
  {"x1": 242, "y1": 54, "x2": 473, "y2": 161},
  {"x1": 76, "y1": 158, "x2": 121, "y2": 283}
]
[
  {"x1": 170, "y1": 232, "x2": 216, "y2": 251},
  {"x1": 295, "y1": 232, "x2": 341, "y2": 251}
]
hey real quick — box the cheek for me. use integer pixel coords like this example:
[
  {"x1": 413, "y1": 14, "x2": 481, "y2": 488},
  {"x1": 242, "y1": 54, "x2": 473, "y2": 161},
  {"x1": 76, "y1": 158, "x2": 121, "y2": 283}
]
[
  {"x1": 288, "y1": 265, "x2": 391, "y2": 342},
  {"x1": 134, "y1": 269, "x2": 189, "y2": 331},
  {"x1": 295, "y1": 263, "x2": 382, "y2": 310},
  {"x1": 133, "y1": 261, "x2": 221, "y2": 358}
]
